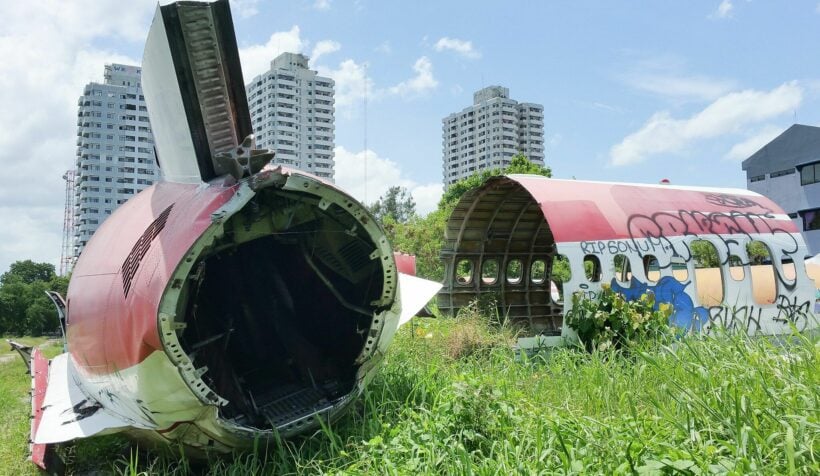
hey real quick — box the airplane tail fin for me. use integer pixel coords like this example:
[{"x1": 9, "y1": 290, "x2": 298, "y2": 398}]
[{"x1": 142, "y1": 0, "x2": 254, "y2": 183}]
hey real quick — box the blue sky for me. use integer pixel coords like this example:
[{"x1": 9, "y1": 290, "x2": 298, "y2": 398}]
[
  {"x1": 0, "y1": 0, "x2": 819, "y2": 271},
  {"x1": 223, "y1": 0, "x2": 820, "y2": 199}
]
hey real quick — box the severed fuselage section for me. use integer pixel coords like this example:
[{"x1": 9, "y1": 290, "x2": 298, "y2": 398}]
[
  {"x1": 176, "y1": 187, "x2": 388, "y2": 432},
  {"x1": 26, "y1": 1, "x2": 441, "y2": 467}
]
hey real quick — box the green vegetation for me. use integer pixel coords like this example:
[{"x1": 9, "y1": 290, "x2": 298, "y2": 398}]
[
  {"x1": 382, "y1": 154, "x2": 551, "y2": 282},
  {"x1": 566, "y1": 285, "x2": 674, "y2": 352},
  {"x1": 0, "y1": 341, "x2": 62, "y2": 476},
  {"x1": 439, "y1": 153, "x2": 552, "y2": 209},
  {"x1": 2, "y1": 317, "x2": 817, "y2": 474},
  {"x1": 0, "y1": 260, "x2": 67, "y2": 336},
  {"x1": 0, "y1": 336, "x2": 52, "y2": 359},
  {"x1": 690, "y1": 240, "x2": 771, "y2": 268},
  {"x1": 368, "y1": 186, "x2": 417, "y2": 224}
]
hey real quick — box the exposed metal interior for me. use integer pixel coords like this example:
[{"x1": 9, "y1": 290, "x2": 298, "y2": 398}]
[
  {"x1": 438, "y1": 177, "x2": 564, "y2": 334},
  {"x1": 177, "y1": 187, "x2": 387, "y2": 429}
]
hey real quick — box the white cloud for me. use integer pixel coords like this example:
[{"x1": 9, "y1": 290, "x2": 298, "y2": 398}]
[
  {"x1": 623, "y1": 56, "x2": 737, "y2": 101},
  {"x1": 0, "y1": 0, "x2": 156, "y2": 273},
  {"x1": 310, "y1": 40, "x2": 341, "y2": 66},
  {"x1": 610, "y1": 82, "x2": 802, "y2": 166},
  {"x1": 388, "y1": 56, "x2": 438, "y2": 98},
  {"x1": 334, "y1": 146, "x2": 442, "y2": 215},
  {"x1": 238, "y1": 25, "x2": 305, "y2": 80},
  {"x1": 724, "y1": 125, "x2": 785, "y2": 161},
  {"x1": 229, "y1": 0, "x2": 260, "y2": 19},
  {"x1": 317, "y1": 59, "x2": 373, "y2": 110},
  {"x1": 710, "y1": 0, "x2": 734, "y2": 19},
  {"x1": 238, "y1": 29, "x2": 367, "y2": 112},
  {"x1": 313, "y1": 0, "x2": 332, "y2": 11},
  {"x1": 628, "y1": 73, "x2": 737, "y2": 101},
  {"x1": 433, "y1": 37, "x2": 481, "y2": 59},
  {"x1": 375, "y1": 41, "x2": 392, "y2": 54}
]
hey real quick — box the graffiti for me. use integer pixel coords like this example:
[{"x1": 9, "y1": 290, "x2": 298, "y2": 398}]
[
  {"x1": 707, "y1": 306, "x2": 762, "y2": 333},
  {"x1": 580, "y1": 238, "x2": 671, "y2": 257},
  {"x1": 577, "y1": 283, "x2": 600, "y2": 301},
  {"x1": 772, "y1": 295, "x2": 811, "y2": 331},
  {"x1": 608, "y1": 277, "x2": 813, "y2": 334},
  {"x1": 703, "y1": 193, "x2": 763, "y2": 209},
  {"x1": 610, "y1": 277, "x2": 708, "y2": 331},
  {"x1": 625, "y1": 209, "x2": 799, "y2": 265}
]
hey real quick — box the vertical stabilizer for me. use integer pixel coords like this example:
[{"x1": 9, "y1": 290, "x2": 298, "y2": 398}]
[{"x1": 142, "y1": 0, "x2": 252, "y2": 183}]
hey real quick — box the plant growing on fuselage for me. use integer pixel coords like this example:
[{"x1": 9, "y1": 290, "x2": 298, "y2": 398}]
[{"x1": 565, "y1": 284, "x2": 674, "y2": 352}]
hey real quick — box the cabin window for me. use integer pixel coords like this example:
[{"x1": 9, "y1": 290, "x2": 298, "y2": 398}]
[
  {"x1": 506, "y1": 259, "x2": 523, "y2": 285},
  {"x1": 781, "y1": 256, "x2": 796, "y2": 287},
  {"x1": 530, "y1": 259, "x2": 546, "y2": 284},
  {"x1": 643, "y1": 254, "x2": 659, "y2": 283},
  {"x1": 481, "y1": 259, "x2": 499, "y2": 285},
  {"x1": 613, "y1": 254, "x2": 631, "y2": 283},
  {"x1": 747, "y1": 241, "x2": 775, "y2": 304},
  {"x1": 550, "y1": 254, "x2": 571, "y2": 304},
  {"x1": 671, "y1": 257, "x2": 689, "y2": 282},
  {"x1": 728, "y1": 255, "x2": 745, "y2": 281},
  {"x1": 691, "y1": 239, "x2": 724, "y2": 306},
  {"x1": 456, "y1": 259, "x2": 473, "y2": 285},
  {"x1": 583, "y1": 255, "x2": 601, "y2": 282}
]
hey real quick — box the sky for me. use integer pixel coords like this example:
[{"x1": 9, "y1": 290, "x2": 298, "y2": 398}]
[{"x1": 0, "y1": 0, "x2": 819, "y2": 273}]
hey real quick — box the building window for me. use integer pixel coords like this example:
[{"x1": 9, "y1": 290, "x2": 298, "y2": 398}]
[
  {"x1": 771, "y1": 168, "x2": 795, "y2": 178},
  {"x1": 750, "y1": 175, "x2": 766, "y2": 183},
  {"x1": 800, "y1": 162, "x2": 820, "y2": 185},
  {"x1": 801, "y1": 209, "x2": 820, "y2": 231}
]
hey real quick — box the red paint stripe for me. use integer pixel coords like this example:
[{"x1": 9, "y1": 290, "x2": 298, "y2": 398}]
[{"x1": 511, "y1": 177, "x2": 796, "y2": 243}]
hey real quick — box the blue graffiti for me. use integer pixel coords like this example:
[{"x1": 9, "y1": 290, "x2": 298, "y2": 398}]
[{"x1": 610, "y1": 276, "x2": 709, "y2": 332}]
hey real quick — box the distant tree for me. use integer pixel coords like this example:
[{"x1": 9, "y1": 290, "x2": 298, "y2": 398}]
[
  {"x1": 746, "y1": 241, "x2": 771, "y2": 265},
  {"x1": 1, "y1": 260, "x2": 55, "y2": 285},
  {"x1": 0, "y1": 261, "x2": 67, "y2": 336},
  {"x1": 440, "y1": 154, "x2": 551, "y2": 208},
  {"x1": 381, "y1": 155, "x2": 551, "y2": 282},
  {"x1": 689, "y1": 240, "x2": 772, "y2": 269},
  {"x1": 383, "y1": 209, "x2": 448, "y2": 281},
  {"x1": 369, "y1": 186, "x2": 416, "y2": 223},
  {"x1": 690, "y1": 241, "x2": 719, "y2": 268}
]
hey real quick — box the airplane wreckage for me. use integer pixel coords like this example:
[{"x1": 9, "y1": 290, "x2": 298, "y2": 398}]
[
  {"x1": 22, "y1": 0, "x2": 440, "y2": 469},
  {"x1": 16, "y1": 0, "x2": 819, "y2": 471},
  {"x1": 438, "y1": 176, "x2": 820, "y2": 348}
]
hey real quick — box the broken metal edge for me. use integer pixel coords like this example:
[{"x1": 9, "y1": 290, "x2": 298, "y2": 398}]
[
  {"x1": 156, "y1": 168, "x2": 400, "y2": 441},
  {"x1": 29, "y1": 348, "x2": 48, "y2": 469},
  {"x1": 7, "y1": 339, "x2": 33, "y2": 371}
]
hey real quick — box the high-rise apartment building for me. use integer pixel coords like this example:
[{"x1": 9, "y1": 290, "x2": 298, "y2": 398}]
[
  {"x1": 73, "y1": 64, "x2": 159, "y2": 259},
  {"x1": 442, "y1": 86, "x2": 544, "y2": 187},
  {"x1": 246, "y1": 53, "x2": 335, "y2": 180}
]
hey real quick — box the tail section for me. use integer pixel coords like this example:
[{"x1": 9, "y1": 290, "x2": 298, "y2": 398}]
[{"x1": 142, "y1": 0, "x2": 253, "y2": 183}]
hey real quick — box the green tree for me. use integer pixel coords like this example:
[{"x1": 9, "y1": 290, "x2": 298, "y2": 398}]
[
  {"x1": 381, "y1": 155, "x2": 551, "y2": 282},
  {"x1": 0, "y1": 261, "x2": 67, "y2": 336},
  {"x1": 382, "y1": 208, "x2": 448, "y2": 281},
  {"x1": 440, "y1": 154, "x2": 551, "y2": 208},
  {"x1": 689, "y1": 241, "x2": 719, "y2": 268},
  {"x1": 1, "y1": 260, "x2": 55, "y2": 285},
  {"x1": 746, "y1": 241, "x2": 770, "y2": 265},
  {"x1": 369, "y1": 186, "x2": 417, "y2": 223}
]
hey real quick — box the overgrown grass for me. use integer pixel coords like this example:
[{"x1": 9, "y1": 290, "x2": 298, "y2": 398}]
[
  {"x1": 1, "y1": 321, "x2": 818, "y2": 474},
  {"x1": 0, "y1": 340, "x2": 62, "y2": 476}
]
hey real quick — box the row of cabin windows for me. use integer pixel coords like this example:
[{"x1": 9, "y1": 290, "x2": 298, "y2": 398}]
[{"x1": 454, "y1": 240, "x2": 794, "y2": 306}]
